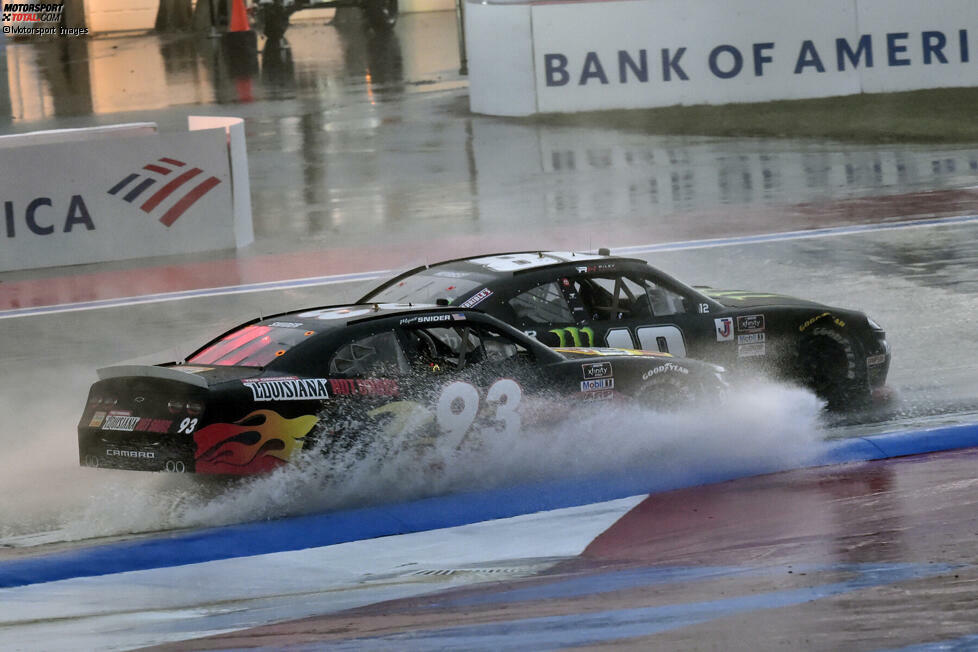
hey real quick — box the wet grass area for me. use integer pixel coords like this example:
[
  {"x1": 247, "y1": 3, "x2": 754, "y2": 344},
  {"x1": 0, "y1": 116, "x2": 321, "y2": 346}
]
[{"x1": 526, "y1": 87, "x2": 978, "y2": 144}]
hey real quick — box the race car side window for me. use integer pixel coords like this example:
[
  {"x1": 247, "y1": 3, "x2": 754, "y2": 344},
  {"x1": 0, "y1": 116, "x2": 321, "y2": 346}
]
[
  {"x1": 578, "y1": 276, "x2": 654, "y2": 321},
  {"x1": 404, "y1": 325, "x2": 531, "y2": 371},
  {"x1": 508, "y1": 282, "x2": 573, "y2": 324},
  {"x1": 641, "y1": 280, "x2": 688, "y2": 317},
  {"x1": 478, "y1": 324, "x2": 532, "y2": 363},
  {"x1": 405, "y1": 326, "x2": 485, "y2": 371},
  {"x1": 329, "y1": 331, "x2": 409, "y2": 377}
]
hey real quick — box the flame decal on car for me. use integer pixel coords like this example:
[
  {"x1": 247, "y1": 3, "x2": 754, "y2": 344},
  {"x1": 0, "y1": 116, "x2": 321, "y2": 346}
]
[{"x1": 193, "y1": 409, "x2": 318, "y2": 475}]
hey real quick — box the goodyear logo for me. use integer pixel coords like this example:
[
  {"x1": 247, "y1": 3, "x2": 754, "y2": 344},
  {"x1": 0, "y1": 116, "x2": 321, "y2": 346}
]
[{"x1": 799, "y1": 312, "x2": 846, "y2": 332}]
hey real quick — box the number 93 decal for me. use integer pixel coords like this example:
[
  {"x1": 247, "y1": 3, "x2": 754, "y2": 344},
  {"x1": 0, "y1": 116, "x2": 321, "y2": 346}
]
[
  {"x1": 437, "y1": 379, "x2": 523, "y2": 444},
  {"x1": 368, "y1": 379, "x2": 523, "y2": 446}
]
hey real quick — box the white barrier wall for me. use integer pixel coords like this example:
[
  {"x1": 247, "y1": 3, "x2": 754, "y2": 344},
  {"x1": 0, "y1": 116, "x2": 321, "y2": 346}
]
[
  {"x1": 0, "y1": 117, "x2": 253, "y2": 272},
  {"x1": 466, "y1": 0, "x2": 978, "y2": 115}
]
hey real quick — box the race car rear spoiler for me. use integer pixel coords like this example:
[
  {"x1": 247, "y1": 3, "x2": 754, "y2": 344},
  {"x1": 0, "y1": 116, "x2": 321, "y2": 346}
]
[{"x1": 96, "y1": 365, "x2": 209, "y2": 389}]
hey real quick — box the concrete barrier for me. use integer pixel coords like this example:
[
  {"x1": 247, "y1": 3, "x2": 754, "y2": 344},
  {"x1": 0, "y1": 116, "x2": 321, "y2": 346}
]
[
  {"x1": 0, "y1": 117, "x2": 253, "y2": 272},
  {"x1": 465, "y1": 0, "x2": 978, "y2": 115}
]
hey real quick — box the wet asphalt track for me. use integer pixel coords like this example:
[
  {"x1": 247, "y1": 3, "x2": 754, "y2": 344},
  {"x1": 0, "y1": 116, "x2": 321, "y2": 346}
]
[{"x1": 1, "y1": 12, "x2": 978, "y2": 650}]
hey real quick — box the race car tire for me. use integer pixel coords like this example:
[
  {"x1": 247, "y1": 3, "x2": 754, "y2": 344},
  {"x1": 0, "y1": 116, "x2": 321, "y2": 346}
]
[
  {"x1": 797, "y1": 327, "x2": 868, "y2": 410},
  {"x1": 634, "y1": 368, "x2": 699, "y2": 412},
  {"x1": 363, "y1": 0, "x2": 397, "y2": 31}
]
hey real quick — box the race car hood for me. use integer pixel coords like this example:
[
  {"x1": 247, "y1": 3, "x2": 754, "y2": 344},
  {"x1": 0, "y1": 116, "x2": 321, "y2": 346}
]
[
  {"x1": 698, "y1": 288, "x2": 827, "y2": 309},
  {"x1": 554, "y1": 347, "x2": 672, "y2": 360}
]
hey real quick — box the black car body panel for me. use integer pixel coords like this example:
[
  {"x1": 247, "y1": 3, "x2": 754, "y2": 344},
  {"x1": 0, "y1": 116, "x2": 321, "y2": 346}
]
[
  {"x1": 78, "y1": 305, "x2": 725, "y2": 475},
  {"x1": 359, "y1": 251, "x2": 891, "y2": 406}
]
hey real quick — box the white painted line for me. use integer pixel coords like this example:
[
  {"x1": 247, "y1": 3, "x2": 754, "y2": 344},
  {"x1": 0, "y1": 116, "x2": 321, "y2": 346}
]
[
  {"x1": 0, "y1": 270, "x2": 391, "y2": 320},
  {"x1": 2, "y1": 214, "x2": 976, "y2": 320},
  {"x1": 612, "y1": 214, "x2": 978, "y2": 255}
]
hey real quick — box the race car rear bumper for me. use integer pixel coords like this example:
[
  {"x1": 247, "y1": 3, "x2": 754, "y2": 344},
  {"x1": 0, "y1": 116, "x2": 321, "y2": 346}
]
[{"x1": 78, "y1": 428, "x2": 196, "y2": 473}]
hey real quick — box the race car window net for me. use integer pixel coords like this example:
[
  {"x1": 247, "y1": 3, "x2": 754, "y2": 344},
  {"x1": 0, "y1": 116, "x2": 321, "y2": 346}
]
[
  {"x1": 410, "y1": 326, "x2": 528, "y2": 370},
  {"x1": 508, "y1": 282, "x2": 573, "y2": 323},
  {"x1": 329, "y1": 331, "x2": 409, "y2": 377},
  {"x1": 582, "y1": 276, "x2": 686, "y2": 319},
  {"x1": 367, "y1": 271, "x2": 487, "y2": 305},
  {"x1": 188, "y1": 325, "x2": 313, "y2": 367}
]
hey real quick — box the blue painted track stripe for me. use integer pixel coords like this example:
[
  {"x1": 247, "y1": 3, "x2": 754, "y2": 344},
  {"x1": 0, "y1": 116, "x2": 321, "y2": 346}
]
[
  {"x1": 3, "y1": 214, "x2": 976, "y2": 320},
  {"x1": 2, "y1": 421, "x2": 977, "y2": 589}
]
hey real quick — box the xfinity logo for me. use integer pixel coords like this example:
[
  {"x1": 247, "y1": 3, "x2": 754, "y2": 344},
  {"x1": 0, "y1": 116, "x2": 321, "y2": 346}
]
[{"x1": 106, "y1": 449, "x2": 156, "y2": 459}]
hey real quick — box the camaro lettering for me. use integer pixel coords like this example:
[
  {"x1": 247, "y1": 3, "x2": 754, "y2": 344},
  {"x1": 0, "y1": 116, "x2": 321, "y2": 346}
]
[
  {"x1": 106, "y1": 449, "x2": 156, "y2": 459},
  {"x1": 245, "y1": 378, "x2": 331, "y2": 401},
  {"x1": 642, "y1": 362, "x2": 689, "y2": 380}
]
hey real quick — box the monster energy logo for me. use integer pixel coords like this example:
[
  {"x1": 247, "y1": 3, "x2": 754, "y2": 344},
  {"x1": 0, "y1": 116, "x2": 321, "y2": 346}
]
[{"x1": 549, "y1": 326, "x2": 595, "y2": 347}]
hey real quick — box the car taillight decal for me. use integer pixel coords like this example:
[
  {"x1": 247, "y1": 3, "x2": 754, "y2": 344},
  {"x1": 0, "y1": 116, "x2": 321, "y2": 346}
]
[
  {"x1": 191, "y1": 325, "x2": 272, "y2": 364},
  {"x1": 221, "y1": 334, "x2": 272, "y2": 366}
]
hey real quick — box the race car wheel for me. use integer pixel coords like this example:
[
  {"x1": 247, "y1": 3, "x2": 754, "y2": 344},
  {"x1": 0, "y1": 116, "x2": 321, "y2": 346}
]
[
  {"x1": 364, "y1": 0, "x2": 397, "y2": 31},
  {"x1": 797, "y1": 327, "x2": 867, "y2": 410},
  {"x1": 635, "y1": 372, "x2": 698, "y2": 412}
]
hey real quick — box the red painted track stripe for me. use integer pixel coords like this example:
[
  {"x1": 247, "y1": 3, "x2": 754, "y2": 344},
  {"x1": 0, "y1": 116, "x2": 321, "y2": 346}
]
[
  {"x1": 143, "y1": 164, "x2": 172, "y2": 175},
  {"x1": 159, "y1": 176, "x2": 221, "y2": 227},
  {"x1": 159, "y1": 157, "x2": 186, "y2": 167},
  {"x1": 140, "y1": 168, "x2": 202, "y2": 213}
]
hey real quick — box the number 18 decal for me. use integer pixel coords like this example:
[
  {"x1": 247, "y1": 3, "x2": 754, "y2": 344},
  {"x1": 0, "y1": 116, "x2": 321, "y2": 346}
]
[{"x1": 436, "y1": 379, "x2": 523, "y2": 446}]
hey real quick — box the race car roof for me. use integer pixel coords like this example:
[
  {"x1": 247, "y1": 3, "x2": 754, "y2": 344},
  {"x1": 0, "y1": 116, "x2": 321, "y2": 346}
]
[
  {"x1": 260, "y1": 303, "x2": 442, "y2": 330},
  {"x1": 424, "y1": 251, "x2": 650, "y2": 276},
  {"x1": 364, "y1": 250, "x2": 650, "y2": 292},
  {"x1": 184, "y1": 303, "x2": 460, "y2": 367}
]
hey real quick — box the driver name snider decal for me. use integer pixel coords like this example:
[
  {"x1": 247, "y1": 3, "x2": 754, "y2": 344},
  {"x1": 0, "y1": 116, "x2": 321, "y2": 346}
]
[{"x1": 244, "y1": 378, "x2": 331, "y2": 401}]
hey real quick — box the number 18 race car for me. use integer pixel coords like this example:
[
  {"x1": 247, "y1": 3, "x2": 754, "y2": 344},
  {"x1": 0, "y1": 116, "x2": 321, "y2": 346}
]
[
  {"x1": 78, "y1": 305, "x2": 726, "y2": 475},
  {"x1": 359, "y1": 251, "x2": 891, "y2": 409}
]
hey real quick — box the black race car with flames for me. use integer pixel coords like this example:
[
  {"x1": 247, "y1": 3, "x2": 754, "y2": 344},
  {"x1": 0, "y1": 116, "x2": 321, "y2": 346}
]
[
  {"x1": 359, "y1": 251, "x2": 891, "y2": 408},
  {"x1": 78, "y1": 305, "x2": 725, "y2": 475}
]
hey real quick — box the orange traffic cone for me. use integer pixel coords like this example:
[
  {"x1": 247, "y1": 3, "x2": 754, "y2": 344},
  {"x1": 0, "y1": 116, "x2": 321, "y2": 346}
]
[
  {"x1": 229, "y1": 0, "x2": 250, "y2": 32},
  {"x1": 222, "y1": 0, "x2": 258, "y2": 59}
]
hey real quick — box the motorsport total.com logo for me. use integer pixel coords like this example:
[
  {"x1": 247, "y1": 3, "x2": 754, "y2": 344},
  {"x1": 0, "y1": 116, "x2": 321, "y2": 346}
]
[{"x1": 2, "y1": 3, "x2": 89, "y2": 36}]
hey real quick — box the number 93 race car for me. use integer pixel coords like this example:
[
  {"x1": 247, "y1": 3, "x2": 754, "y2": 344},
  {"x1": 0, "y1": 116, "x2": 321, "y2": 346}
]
[
  {"x1": 359, "y1": 251, "x2": 891, "y2": 410},
  {"x1": 78, "y1": 305, "x2": 726, "y2": 475}
]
